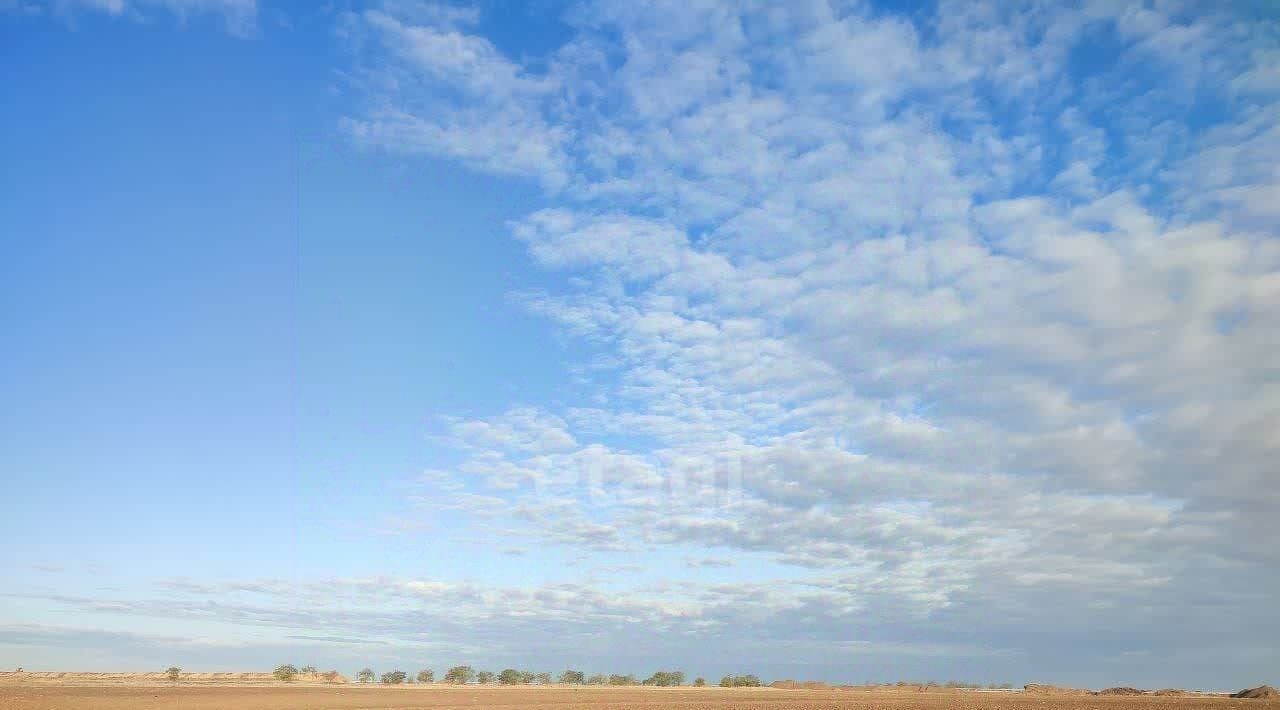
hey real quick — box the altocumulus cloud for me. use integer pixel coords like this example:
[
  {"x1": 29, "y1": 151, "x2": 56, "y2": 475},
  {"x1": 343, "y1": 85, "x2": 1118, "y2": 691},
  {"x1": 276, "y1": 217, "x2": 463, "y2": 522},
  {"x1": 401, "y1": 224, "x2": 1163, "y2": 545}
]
[{"x1": 336, "y1": 0, "x2": 1280, "y2": 687}]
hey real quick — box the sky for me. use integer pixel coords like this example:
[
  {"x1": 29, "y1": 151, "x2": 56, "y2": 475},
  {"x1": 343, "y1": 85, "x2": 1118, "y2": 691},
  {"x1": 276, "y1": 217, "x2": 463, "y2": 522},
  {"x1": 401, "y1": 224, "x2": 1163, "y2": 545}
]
[{"x1": 1, "y1": 0, "x2": 1278, "y2": 691}]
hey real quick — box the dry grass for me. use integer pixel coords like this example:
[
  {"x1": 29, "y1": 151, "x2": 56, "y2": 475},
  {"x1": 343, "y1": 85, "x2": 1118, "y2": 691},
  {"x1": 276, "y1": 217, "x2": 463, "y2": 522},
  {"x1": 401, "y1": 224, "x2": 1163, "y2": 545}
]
[{"x1": 2, "y1": 681, "x2": 1278, "y2": 710}]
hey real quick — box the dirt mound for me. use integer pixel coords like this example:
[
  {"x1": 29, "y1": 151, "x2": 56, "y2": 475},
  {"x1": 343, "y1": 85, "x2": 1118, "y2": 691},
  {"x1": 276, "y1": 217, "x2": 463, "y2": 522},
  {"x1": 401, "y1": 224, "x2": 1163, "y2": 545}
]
[
  {"x1": 1097, "y1": 687, "x2": 1145, "y2": 695},
  {"x1": 771, "y1": 680, "x2": 830, "y2": 689},
  {"x1": 1232, "y1": 686, "x2": 1280, "y2": 699},
  {"x1": 1024, "y1": 684, "x2": 1087, "y2": 695}
]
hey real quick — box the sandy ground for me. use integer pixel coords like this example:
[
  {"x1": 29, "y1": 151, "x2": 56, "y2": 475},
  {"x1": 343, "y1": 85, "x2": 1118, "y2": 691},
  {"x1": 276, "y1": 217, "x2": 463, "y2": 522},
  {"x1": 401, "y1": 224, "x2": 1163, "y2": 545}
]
[{"x1": 1, "y1": 685, "x2": 1277, "y2": 710}]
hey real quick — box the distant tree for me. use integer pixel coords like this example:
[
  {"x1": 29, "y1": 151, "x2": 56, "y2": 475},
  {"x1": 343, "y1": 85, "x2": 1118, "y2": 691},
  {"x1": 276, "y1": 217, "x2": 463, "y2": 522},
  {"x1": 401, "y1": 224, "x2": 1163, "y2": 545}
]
[
  {"x1": 415, "y1": 669, "x2": 434, "y2": 683},
  {"x1": 559, "y1": 669, "x2": 585, "y2": 685},
  {"x1": 165, "y1": 667, "x2": 181, "y2": 683},
  {"x1": 322, "y1": 671, "x2": 340, "y2": 684},
  {"x1": 609, "y1": 674, "x2": 638, "y2": 686},
  {"x1": 498, "y1": 669, "x2": 522, "y2": 685},
  {"x1": 273, "y1": 664, "x2": 299, "y2": 682},
  {"x1": 381, "y1": 670, "x2": 407, "y2": 684},
  {"x1": 476, "y1": 671, "x2": 495, "y2": 684},
  {"x1": 300, "y1": 666, "x2": 317, "y2": 674},
  {"x1": 534, "y1": 672, "x2": 552, "y2": 685},
  {"x1": 586, "y1": 673, "x2": 607, "y2": 685},
  {"x1": 693, "y1": 677, "x2": 706, "y2": 687},
  {"x1": 720, "y1": 674, "x2": 762, "y2": 687},
  {"x1": 357, "y1": 668, "x2": 375, "y2": 684},
  {"x1": 643, "y1": 670, "x2": 684, "y2": 687},
  {"x1": 444, "y1": 665, "x2": 475, "y2": 684},
  {"x1": 518, "y1": 670, "x2": 536, "y2": 684}
]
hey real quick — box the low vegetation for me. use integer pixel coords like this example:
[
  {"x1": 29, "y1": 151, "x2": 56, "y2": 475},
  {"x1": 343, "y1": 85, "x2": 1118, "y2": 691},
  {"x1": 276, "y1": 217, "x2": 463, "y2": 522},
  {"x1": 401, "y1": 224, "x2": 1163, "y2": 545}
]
[{"x1": 273, "y1": 665, "x2": 299, "y2": 682}]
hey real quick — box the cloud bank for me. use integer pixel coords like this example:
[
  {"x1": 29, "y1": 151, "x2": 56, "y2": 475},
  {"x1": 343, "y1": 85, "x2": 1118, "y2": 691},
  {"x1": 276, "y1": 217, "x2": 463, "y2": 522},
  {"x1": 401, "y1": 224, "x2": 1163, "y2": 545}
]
[{"x1": 334, "y1": 0, "x2": 1280, "y2": 686}]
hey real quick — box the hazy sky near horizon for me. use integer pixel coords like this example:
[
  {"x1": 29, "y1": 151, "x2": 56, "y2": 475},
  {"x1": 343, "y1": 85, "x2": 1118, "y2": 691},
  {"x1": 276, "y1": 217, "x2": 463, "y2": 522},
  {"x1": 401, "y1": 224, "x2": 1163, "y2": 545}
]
[{"x1": 2, "y1": 0, "x2": 1278, "y2": 690}]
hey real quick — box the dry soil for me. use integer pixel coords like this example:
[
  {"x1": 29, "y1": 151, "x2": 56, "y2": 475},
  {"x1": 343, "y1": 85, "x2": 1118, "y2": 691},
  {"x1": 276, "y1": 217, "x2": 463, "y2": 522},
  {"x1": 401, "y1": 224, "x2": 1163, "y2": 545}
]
[{"x1": 2, "y1": 684, "x2": 1279, "y2": 710}]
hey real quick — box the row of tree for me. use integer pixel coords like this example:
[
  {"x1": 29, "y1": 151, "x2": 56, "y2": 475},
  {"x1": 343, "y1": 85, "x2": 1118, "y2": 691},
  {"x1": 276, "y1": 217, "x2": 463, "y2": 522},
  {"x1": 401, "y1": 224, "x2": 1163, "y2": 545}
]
[
  {"x1": 353, "y1": 667, "x2": 734, "y2": 687},
  {"x1": 162, "y1": 666, "x2": 341, "y2": 684},
  {"x1": 270, "y1": 664, "x2": 341, "y2": 682},
  {"x1": 169, "y1": 663, "x2": 1017, "y2": 691},
  {"x1": 182, "y1": 664, "x2": 1017, "y2": 690}
]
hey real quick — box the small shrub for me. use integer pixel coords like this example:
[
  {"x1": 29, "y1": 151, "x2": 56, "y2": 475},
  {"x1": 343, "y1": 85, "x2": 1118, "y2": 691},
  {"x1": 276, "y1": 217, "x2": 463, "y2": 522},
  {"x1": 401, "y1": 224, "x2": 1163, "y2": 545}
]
[
  {"x1": 164, "y1": 667, "x2": 181, "y2": 683},
  {"x1": 416, "y1": 669, "x2": 434, "y2": 683},
  {"x1": 381, "y1": 670, "x2": 407, "y2": 684},
  {"x1": 476, "y1": 671, "x2": 495, "y2": 684},
  {"x1": 586, "y1": 673, "x2": 607, "y2": 685},
  {"x1": 693, "y1": 677, "x2": 706, "y2": 687},
  {"x1": 273, "y1": 664, "x2": 299, "y2": 682},
  {"x1": 357, "y1": 668, "x2": 375, "y2": 684}
]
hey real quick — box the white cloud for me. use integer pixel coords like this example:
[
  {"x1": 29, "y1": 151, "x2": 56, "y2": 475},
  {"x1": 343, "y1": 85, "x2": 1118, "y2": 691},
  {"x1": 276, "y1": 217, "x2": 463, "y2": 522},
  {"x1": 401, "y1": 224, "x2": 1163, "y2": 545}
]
[
  {"x1": 339, "y1": 0, "x2": 1280, "y2": 680},
  {"x1": 338, "y1": 5, "x2": 571, "y2": 186}
]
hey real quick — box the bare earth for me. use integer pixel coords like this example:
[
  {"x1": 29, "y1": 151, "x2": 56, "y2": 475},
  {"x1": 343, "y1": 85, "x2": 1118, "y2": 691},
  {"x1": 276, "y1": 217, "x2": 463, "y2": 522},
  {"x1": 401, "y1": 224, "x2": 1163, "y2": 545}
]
[{"x1": 2, "y1": 684, "x2": 1278, "y2": 710}]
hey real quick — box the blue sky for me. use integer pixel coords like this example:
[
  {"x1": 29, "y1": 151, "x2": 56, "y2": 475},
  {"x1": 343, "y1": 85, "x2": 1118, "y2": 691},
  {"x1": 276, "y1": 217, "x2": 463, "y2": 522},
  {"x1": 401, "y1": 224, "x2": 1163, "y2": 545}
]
[{"x1": 2, "y1": 0, "x2": 1278, "y2": 690}]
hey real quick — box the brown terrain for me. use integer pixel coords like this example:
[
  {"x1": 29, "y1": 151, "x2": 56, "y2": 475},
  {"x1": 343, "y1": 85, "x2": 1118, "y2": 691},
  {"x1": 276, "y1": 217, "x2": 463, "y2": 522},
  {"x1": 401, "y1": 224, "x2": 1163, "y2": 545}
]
[{"x1": 2, "y1": 675, "x2": 1278, "y2": 710}]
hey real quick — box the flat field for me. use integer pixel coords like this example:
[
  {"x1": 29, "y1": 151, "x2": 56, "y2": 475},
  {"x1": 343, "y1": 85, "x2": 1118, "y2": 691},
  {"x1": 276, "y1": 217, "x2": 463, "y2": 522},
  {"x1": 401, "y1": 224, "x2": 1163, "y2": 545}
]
[{"x1": 1, "y1": 684, "x2": 1276, "y2": 710}]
